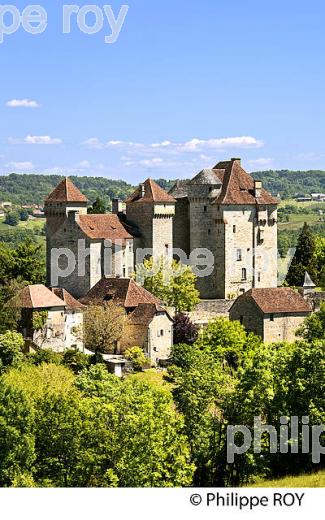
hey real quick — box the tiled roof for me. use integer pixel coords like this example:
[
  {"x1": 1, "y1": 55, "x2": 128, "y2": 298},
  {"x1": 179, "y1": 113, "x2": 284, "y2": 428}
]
[
  {"x1": 213, "y1": 159, "x2": 278, "y2": 205},
  {"x1": 125, "y1": 178, "x2": 176, "y2": 204},
  {"x1": 128, "y1": 303, "x2": 161, "y2": 325},
  {"x1": 19, "y1": 285, "x2": 66, "y2": 309},
  {"x1": 237, "y1": 288, "x2": 312, "y2": 314},
  {"x1": 80, "y1": 278, "x2": 162, "y2": 309},
  {"x1": 45, "y1": 178, "x2": 88, "y2": 203},
  {"x1": 170, "y1": 159, "x2": 278, "y2": 206},
  {"x1": 78, "y1": 214, "x2": 133, "y2": 241},
  {"x1": 50, "y1": 288, "x2": 85, "y2": 309}
]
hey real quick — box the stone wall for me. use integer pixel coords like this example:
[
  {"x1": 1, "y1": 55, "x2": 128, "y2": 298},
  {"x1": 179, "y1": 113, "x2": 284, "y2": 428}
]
[
  {"x1": 148, "y1": 313, "x2": 173, "y2": 362},
  {"x1": 263, "y1": 312, "x2": 310, "y2": 343},
  {"x1": 189, "y1": 299, "x2": 233, "y2": 326}
]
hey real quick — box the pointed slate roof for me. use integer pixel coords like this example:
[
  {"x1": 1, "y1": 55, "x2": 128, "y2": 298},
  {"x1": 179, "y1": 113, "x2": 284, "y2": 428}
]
[
  {"x1": 45, "y1": 178, "x2": 88, "y2": 203},
  {"x1": 19, "y1": 285, "x2": 66, "y2": 309},
  {"x1": 303, "y1": 272, "x2": 316, "y2": 288},
  {"x1": 125, "y1": 178, "x2": 176, "y2": 204}
]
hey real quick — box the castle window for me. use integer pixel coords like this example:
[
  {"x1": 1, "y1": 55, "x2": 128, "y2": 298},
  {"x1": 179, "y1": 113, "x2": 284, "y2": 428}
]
[
  {"x1": 129, "y1": 242, "x2": 132, "y2": 252},
  {"x1": 233, "y1": 225, "x2": 236, "y2": 233},
  {"x1": 208, "y1": 229, "x2": 211, "y2": 235},
  {"x1": 258, "y1": 272, "x2": 261, "y2": 282},
  {"x1": 123, "y1": 267, "x2": 126, "y2": 277},
  {"x1": 236, "y1": 249, "x2": 242, "y2": 261},
  {"x1": 204, "y1": 206, "x2": 207, "y2": 212},
  {"x1": 158, "y1": 329, "x2": 164, "y2": 337},
  {"x1": 241, "y1": 268, "x2": 247, "y2": 281}
]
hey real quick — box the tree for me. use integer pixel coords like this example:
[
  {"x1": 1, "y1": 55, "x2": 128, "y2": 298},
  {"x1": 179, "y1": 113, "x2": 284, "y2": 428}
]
[
  {"x1": 314, "y1": 236, "x2": 325, "y2": 289},
  {"x1": 11, "y1": 241, "x2": 45, "y2": 284},
  {"x1": 0, "y1": 331, "x2": 25, "y2": 372},
  {"x1": 0, "y1": 278, "x2": 27, "y2": 333},
  {"x1": 195, "y1": 318, "x2": 259, "y2": 369},
  {"x1": 173, "y1": 313, "x2": 199, "y2": 345},
  {"x1": 296, "y1": 302, "x2": 325, "y2": 341},
  {"x1": 286, "y1": 223, "x2": 318, "y2": 287},
  {"x1": 77, "y1": 366, "x2": 195, "y2": 487},
  {"x1": 5, "y1": 211, "x2": 19, "y2": 227},
  {"x1": 83, "y1": 303, "x2": 125, "y2": 355},
  {"x1": 125, "y1": 346, "x2": 148, "y2": 371},
  {"x1": 136, "y1": 258, "x2": 200, "y2": 312},
  {"x1": 62, "y1": 349, "x2": 90, "y2": 374},
  {"x1": 0, "y1": 383, "x2": 36, "y2": 486},
  {"x1": 19, "y1": 209, "x2": 29, "y2": 222},
  {"x1": 88, "y1": 197, "x2": 106, "y2": 214}
]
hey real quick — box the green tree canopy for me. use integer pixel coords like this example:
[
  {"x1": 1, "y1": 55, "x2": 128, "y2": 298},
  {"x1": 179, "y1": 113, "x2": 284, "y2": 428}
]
[
  {"x1": 286, "y1": 223, "x2": 318, "y2": 286},
  {"x1": 136, "y1": 258, "x2": 200, "y2": 312}
]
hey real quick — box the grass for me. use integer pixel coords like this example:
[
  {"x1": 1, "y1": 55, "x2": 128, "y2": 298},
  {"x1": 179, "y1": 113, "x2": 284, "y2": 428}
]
[
  {"x1": 128, "y1": 369, "x2": 173, "y2": 393},
  {"x1": 278, "y1": 213, "x2": 323, "y2": 231},
  {"x1": 249, "y1": 470, "x2": 325, "y2": 488},
  {"x1": 0, "y1": 216, "x2": 45, "y2": 232}
]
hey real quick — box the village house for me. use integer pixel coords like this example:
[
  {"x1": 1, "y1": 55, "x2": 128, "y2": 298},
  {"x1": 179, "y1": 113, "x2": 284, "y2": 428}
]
[
  {"x1": 18, "y1": 284, "x2": 84, "y2": 352},
  {"x1": 229, "y1": 287, "x2": 312, "y2": 343},
  {"x1": 80, "y1": 277, "x2": 173, "y2": 364}
]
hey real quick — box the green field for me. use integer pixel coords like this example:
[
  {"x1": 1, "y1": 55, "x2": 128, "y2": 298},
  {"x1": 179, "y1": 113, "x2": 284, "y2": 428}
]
[
  {"x1": 0, "y1": 216, "x2": 45, "y2": 233},
  {"x1": 249, "y1": 470, "x2": 325, "y2": 488}
]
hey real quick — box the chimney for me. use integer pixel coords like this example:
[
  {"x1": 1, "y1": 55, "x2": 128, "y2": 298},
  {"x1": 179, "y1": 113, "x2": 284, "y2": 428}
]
[
  {"x1": 139, "y1": 183, "x2": 145, "y2": 198},
  {"x1": 231, "y1": 157, "x2": 241, "y2": 165},
  {"x1": 112, "y1": 198, "x2": 123, "y2": 215},
  {"x1": 254, "y1": 180, "x2": 262, "y2": 198}
]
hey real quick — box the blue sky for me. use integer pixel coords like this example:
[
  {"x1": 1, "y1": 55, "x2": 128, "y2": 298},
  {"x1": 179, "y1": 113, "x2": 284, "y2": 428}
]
[{"x1": 0, "y1": 0, "x2": 325, "y2": 183}]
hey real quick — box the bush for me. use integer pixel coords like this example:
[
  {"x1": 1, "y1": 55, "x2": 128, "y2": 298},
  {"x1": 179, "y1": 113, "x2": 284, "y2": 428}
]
[{"x1": 125, "y1": 347, "x2": 148, "y2": 372}]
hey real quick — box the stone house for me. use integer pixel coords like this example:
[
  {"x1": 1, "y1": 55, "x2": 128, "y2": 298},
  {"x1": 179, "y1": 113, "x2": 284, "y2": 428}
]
[
  {"x1": 19, "y1": 284, "x2": 84, "y2": 352},
  {"x1": 45, "y1": 178, "x2": 134, "y2": 299},
  {"x1": 80, "y1": 277, "x2": 173, "y2": 364},
  {"x1": 170, "y1": 158, "x2": 278, "y2": 299},
  {"x1": 229, "y1": 287, "x2": 312, "y2": 343}
]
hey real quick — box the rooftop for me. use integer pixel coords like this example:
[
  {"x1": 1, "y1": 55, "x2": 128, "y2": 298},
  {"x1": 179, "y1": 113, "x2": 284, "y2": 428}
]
[
  {"x1": 45, "y1": 178, "x2": 88, "y2": 203},
  {"x1": 125, "y1": 178, "x2": 176, "y2": 204},
  {"x1": 170, "y1": 159, "x2": 278, "y2": 206},
  {"x1": 236, "y1": 287, "x2": 312, "y2": 314},
  {"x1": 78, "y1": 214, "x2": 133, "y2": 241},
  {"x1": 19, "y1": 285, "x2": 67, "y2": 309},
  {"x1": 80, "y1": 277, "x2": 162, "y2": 309}
]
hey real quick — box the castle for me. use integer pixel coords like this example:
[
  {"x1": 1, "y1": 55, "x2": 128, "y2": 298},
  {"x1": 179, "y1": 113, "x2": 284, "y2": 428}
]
[
  {"x1": 45, "y1": 157, "x2": 278, "y2": 301},
  {"x1": 17, "y1": 157, "x2": 315, "y2": 361}
]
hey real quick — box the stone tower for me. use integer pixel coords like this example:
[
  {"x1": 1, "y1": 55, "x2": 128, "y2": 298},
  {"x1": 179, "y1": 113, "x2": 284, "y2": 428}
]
[
  {"x1": 44, "y1": 178, "x2": 88, "y2": 286},
  {"x1": 125, "y1": 179, "x2": 175, "y2": 263},
  {"x1": 170, "y1": 159, "x2": 278, "y2": 300}
]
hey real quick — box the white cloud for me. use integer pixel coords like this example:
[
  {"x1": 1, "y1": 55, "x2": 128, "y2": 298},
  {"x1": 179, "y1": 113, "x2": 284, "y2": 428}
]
[
  {"x1": 122, "y1": 157, "x2": 164, "y2": 168},
  {"x1": 6, "y1": 99, "x2": 40, "y2": 108},
  {"x1": 248, "y1": 158, "x2": 273, "y2": 169},
  {"x1": 9, "y1": 135, "x2": 62, "y2": 145},
  {"x1": 82, "y1": 135, "x2": 263, "y2": 155},
  {"x1": 5, "y1": 161, "x2": 34, "y2": 170}
]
